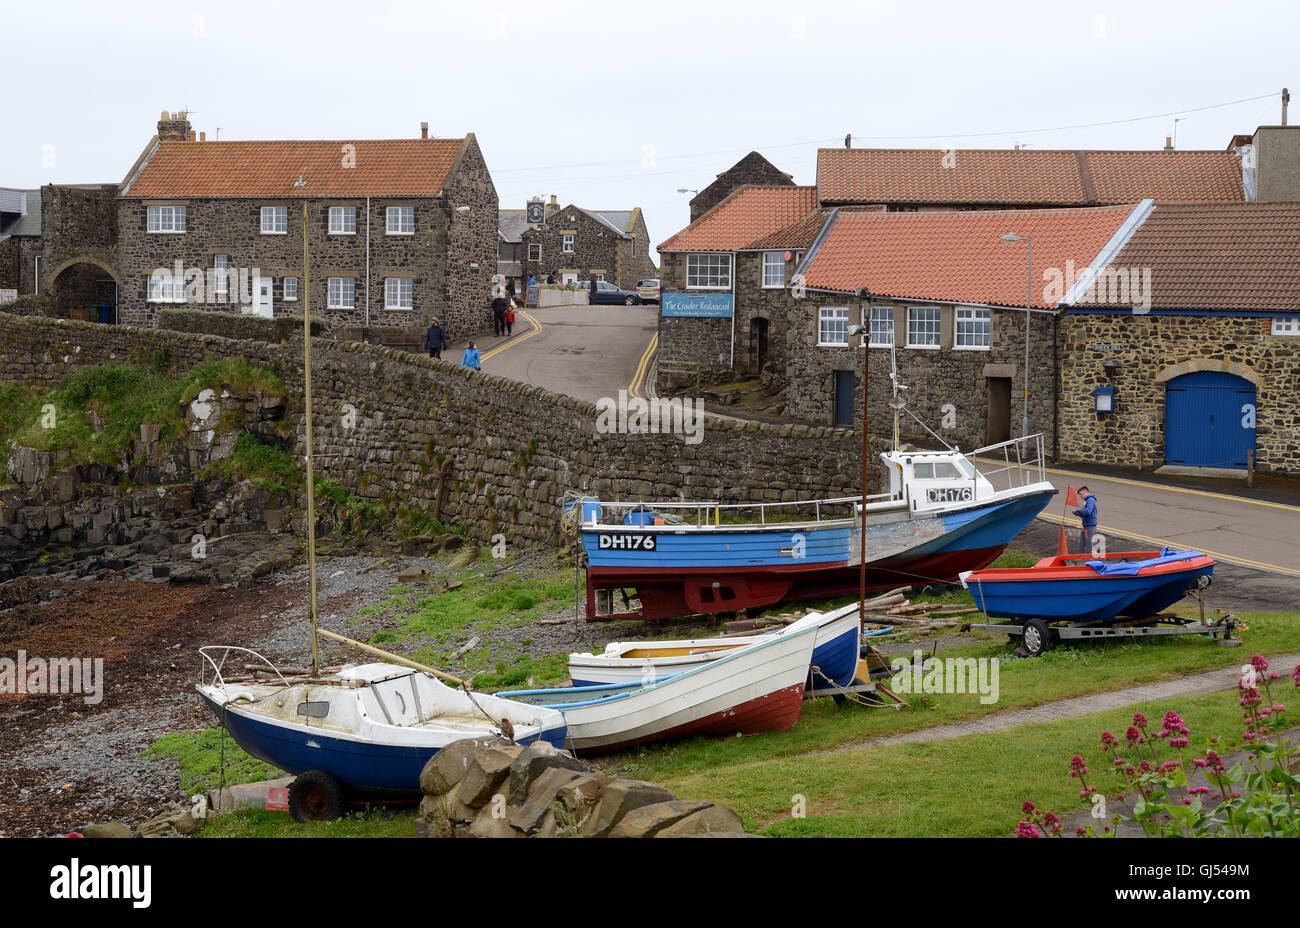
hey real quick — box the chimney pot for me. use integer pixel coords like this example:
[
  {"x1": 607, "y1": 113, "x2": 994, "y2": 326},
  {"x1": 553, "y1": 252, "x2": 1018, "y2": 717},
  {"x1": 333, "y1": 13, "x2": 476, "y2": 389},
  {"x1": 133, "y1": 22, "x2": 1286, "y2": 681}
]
[
  {"x1": 420, "y1": 122, "x2": 429, "y2": 139},
  {"x1": 200, "y1": 131, "x2": 206, "y2": 142},
  {"x1": 189, "y1": 130, "x2": 196, "y2": 141},
  {"x1": 550, "y1": 194, "x2": 557, "y2": 205},
  {"x1": 1164, "y1": 136, "x2": 1173, "y2": 151}
]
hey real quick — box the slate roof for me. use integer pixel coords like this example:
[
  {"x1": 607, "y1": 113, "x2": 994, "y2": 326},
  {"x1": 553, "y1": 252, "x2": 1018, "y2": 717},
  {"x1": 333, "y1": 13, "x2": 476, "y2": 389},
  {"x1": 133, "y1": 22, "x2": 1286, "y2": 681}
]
[
  {"x1": 498, "y1": 209, "x2": 531, "y2": 242},
  {"x1": 0, "y1": 187, "x2": 40, "y2": 237},
  {"x1": 123, "y1": 138, "x2": 467, "y2": 198},
  {"x1": 817, "y1": 148, "x2": 1245, "y2": 206}
]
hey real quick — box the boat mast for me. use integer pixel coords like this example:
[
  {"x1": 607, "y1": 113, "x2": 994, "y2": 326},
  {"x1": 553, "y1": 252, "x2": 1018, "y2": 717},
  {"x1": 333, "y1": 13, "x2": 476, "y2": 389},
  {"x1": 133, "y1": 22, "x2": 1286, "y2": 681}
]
[
  {"x1": 303, "y1": 201, "x2": 321, "y2": 678},
  {"x1": 857, "y1": 292, "x2": 870, "y2": 632}
]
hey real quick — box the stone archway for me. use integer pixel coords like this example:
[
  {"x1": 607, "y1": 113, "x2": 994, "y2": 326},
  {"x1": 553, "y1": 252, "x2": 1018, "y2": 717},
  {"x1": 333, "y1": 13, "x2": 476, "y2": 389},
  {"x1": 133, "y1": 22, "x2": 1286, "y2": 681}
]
[
  {"x1": 1156, "y1": 358, "x2": 1260, "y2": 390},
  {"x1": 48, "y1": 256, "x2": 120, "y2": 324}
]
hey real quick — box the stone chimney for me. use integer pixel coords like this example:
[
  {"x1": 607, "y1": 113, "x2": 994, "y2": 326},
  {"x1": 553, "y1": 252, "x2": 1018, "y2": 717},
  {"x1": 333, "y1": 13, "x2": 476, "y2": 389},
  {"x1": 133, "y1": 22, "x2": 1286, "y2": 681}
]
[
  {"x1": 157, "y1": 110, "x2": 192, "y2": 142},
  {"x1": 1163, "y1": 136, "x2": 1173, "y2": 151},
  {"x1": 1251, "y1": 126, "x2": 1300, "y2": 202},
  {"x1": 421, "y1": 122, "x2": 428, "y2": 139}
]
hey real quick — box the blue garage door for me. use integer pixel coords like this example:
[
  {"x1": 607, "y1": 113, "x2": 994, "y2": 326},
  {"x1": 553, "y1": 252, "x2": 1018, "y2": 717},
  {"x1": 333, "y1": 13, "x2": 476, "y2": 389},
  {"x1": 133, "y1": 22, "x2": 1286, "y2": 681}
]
[{"x1": 1164, "y1": 371, "x2": 1256, "y2": 469}]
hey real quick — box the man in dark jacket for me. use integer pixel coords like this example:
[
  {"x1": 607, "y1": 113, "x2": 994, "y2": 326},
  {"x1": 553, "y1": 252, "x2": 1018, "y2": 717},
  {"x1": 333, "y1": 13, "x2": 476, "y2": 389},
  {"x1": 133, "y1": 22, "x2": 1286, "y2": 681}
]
[
  {"x1": 424, "y1": 317, "x2": 446, "y2": 359},
  {"x1": 492, "y1": 296, "x2": 508, "y2": 336},
  {"x1": 1074, "y1": 486, "x2": 1099, "y2": 555}
]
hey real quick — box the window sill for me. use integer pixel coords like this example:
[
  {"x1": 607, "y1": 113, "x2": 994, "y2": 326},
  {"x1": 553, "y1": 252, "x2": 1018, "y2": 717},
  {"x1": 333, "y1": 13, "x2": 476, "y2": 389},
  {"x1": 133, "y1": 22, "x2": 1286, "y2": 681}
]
[
  {"x1": 284, "y1": 297, "x2": 298, "y2": 302},
  {"x1": 261, "y1": 230, "x2": 288, "y2": 235},
  {"x1": 327, "y1": 305, "x2": 354, "y2": 310},
  {"x1": 329, "y1": 232, "x2": 357, "y2": 236},
  {"x1": 148, "y1": 230, "x2": 185, "y2": 234},
  {"x1": 906, "y1": 343, "x2": 942, "y2": 350},
  {"x1": 952, "y1": 344, "x2": 991, "y2": 352},
  {"x1": 386, "y1": 231, "x2": 415, "y2": 236},
  {"x1": 817, "y1": 341, "x2": 850, "y2": 348},
  {"x1": 686, "y1": 285, "x2": 732, "y2": 291},
  {"x1": 868, "y1": 341, "x2": 893, "y2": 349}
]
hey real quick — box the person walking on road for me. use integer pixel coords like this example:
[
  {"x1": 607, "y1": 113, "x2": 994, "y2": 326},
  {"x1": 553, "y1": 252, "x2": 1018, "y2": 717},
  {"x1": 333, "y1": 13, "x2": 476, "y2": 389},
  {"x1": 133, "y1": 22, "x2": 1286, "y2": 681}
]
[
  {"x1": 504, "y1": 302, "x2": 516, "y2": 336},
  {"x1": 1074, "y1": 486, "x2": 1098, "y2": 554},
  {"x1": 492, "y1": 295, "x2": 508, "y2": 336},
  {"x1": 424, "y1": 317, "x2": 446, "y2": 359},
  {"x1": 461, "y1": 341, "x2": 481, "y2": 370}
]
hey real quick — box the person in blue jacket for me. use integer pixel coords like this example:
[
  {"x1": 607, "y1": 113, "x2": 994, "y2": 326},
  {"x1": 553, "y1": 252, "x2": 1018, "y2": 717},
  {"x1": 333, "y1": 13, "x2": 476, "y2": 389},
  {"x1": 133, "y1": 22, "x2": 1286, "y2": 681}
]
[
  {"x1": 1074, "y1": 486, "x2": 1098, "y2": 554},
  {"x1": 461, "y1": 341, "x2": 481, "y2": 370}
]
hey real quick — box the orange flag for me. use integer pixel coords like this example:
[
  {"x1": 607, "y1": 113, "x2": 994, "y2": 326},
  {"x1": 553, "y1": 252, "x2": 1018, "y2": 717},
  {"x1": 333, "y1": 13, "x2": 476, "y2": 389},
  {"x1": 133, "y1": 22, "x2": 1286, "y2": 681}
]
[{"x1": 1065, "y1": 485, "x2": 1079, "y2": 508}]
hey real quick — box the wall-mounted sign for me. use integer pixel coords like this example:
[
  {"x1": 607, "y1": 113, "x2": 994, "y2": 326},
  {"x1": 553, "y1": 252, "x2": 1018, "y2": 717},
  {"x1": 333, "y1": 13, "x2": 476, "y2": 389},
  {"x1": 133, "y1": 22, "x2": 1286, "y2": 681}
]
[
  {"x1": 1088, "y1": 344, "x2": 1125, "y2": 352},
  {"x1": 526, "y1": 201, "x2": 545, "y2": 224},
  {"x1": 662, "y1": 292, "x2": 734, "y2": 318}
]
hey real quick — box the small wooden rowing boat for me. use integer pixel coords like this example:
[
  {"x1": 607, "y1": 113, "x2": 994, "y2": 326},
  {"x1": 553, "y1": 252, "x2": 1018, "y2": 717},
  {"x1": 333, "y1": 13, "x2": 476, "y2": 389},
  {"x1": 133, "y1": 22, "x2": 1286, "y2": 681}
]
[
  {"x1": 567, "y1": 601, "x2": 861, "y2": 690},
  {"x1": 497, "y1": 613, "x2": 821, "y2": 754}
]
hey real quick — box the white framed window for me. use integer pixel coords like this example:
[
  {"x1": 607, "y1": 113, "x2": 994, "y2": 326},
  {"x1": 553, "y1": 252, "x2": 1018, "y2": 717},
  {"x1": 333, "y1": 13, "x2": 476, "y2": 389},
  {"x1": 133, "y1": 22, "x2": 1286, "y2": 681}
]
[
  {"x1": 907, "y1": 306, "x2": 941, "y2": 348},
  {"x1": 869, "y1": 306, "x2": 893, "y2": 347},
  {"x1": 762, "y1": 252, "x2": 785, "y2": 288},
  {"x1": 386, "y1": 206, "x2": 414, "y2": 235},
  {"x1": 146, "y1": 205, "x2": 186, "y2": 233},
  {"x1": 283, "y1": 277, "x2": 298, "y2": 301},
  {"x1": 212, "y1": 254, "x2": 229, "y2": 298},
  {"x1": 562, "y1": 234, "x2": 575, "y2": 253},
  {"x1": 384, "y1": 278, "x2": 413, "y2": 309},
  {"x1": 954, "y1": 306, "x2": 991, "y2": 349},
  {"x1": 686, "y1": 253, "x2": 732, "y2": 289},
  {"x1": 528, "y1": 243, "x2": 541, "y2": 262},
  {"x1": 260, "y1": 206, "x2": 287, "y2": 234},
  {"x1": 818, "y1": 306, "x2": 850, "y2": 347},
  {"x1": 147, "y1": 273, "x2": 186, "y2": 302},
  {"x1": 329, "y1": 206, "x2": 357, "y2": 234},
  {"x1": 1271, "y1": 316, "x2": 1300, "y2": 335},
  {"x1": 327, "y1": 277, "x2": 356, "y2": 309}
]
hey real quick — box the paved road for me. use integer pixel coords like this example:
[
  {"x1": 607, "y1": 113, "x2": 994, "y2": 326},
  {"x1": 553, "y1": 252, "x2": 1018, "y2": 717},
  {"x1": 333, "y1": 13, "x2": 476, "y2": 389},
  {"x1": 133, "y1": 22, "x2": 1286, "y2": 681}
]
[
  {"x1": 465, "y1": 304, "x2": 658, "y2": 405},
  {"x1": 984, "y1": 459, "x2": 1300, "y2": 579}
]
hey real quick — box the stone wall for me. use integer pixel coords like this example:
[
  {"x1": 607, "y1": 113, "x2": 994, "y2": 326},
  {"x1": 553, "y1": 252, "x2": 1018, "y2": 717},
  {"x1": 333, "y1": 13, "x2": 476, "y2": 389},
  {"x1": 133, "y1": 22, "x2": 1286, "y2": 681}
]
[
  {"x1": 0, "y1": 313, "x2": 863, "y2": 548},
  {"x1": 655, "y1": 253, "x2": 735, "y2": 388},
  {"x1": 441, "y1": 135, "x2": 500, "y2": 342},
  {"x1": 522, "y1": 206, "x2": 622, "y2": 288},
  {"x1": 689, "y1": 152, "x2": 794, "y2": 222},
  {"x1": 786, "y1": 301, "x2": 1057, "y2": 454},
  {"x1": 1057, "y1": 312, "x2": 1300, "y2": 474}
]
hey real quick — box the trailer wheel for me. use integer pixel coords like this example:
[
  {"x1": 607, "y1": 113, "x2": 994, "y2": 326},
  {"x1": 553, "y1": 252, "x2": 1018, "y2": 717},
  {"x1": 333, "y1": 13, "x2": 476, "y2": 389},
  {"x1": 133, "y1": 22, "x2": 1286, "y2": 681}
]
[
  {"x1": 289, "y1": 770, "x2": 347, "y2": 822},
  {"x1": 1022, "y1": 618, "x2": 1055, "y2": 657}
]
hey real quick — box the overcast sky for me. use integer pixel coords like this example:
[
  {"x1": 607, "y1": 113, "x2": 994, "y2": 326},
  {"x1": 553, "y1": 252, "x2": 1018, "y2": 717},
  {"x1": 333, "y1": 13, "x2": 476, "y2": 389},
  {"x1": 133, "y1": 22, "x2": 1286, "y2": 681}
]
[{"x1": 5, "y1": 0, "x2": 1295, "y2": 264}]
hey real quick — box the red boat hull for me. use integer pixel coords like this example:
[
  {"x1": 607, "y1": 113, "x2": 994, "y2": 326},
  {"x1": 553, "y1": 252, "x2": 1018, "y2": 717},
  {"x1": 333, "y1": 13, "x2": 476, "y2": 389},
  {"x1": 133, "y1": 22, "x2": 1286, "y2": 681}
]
[
  {"x1": 586, "y1": 683, "x2": 807, "y2": 755},
  {"x1": 587, "y1": 545, "x2": 1006, "y2": 621}
]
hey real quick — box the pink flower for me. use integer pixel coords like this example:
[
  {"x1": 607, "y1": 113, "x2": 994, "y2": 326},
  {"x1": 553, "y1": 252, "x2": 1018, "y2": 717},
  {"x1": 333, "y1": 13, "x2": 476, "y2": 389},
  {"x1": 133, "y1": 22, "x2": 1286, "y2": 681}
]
[
  {"x1": 1291, "y1": 665, "x2": 1300, "y2": 687},
  {"x1": 1101, "y1": 731, "x2": 1118, "y2": 747},
  {"x1": 1170, "y1": 737, "x2": 1189, "y2": 749},
  {"x1": 1274, "y1": 704, "x2": 1287, "y2": 713},
  {"x1": 1183, "y1": 797, "x2": 1192, "y2": 805},
  {"x1": 1069, "y1": 755, "x2": 1090, "y2": 778},
  {"x1": 1022, "y1": 800, "x2": 1035, "y2": 814},
  {"x1": 1076, "y1": 826, "x2": 1087, "y2": 838},
  {"x1": 1240, "y1": 687, "x2": 1261, "y2": 708},
  {"x1": 1126, "y1": 726, "x2": 1143, "y2": 745},
  {"x1": 1017, "y1": 821, "x2": 1042, "y2": 838},
  {"x1": 1193, "y1": 758, "x2": 1207, "y2": 768},
  {"x1": 1251, "y1": 655, "x2": 1269, "y2": 673},
  {"x1": 1231, "y1": 791, "x2": 1242, "y2": 799},
  {"x1": 1205, "y1": 750, "x2": 1225, "y2": 775},
  {"x1": 1160, "y1": 761, "x2": 1181, "y2": 772},
  {"x1": 1133, "y1": 712, "x2": 1149, "y2": 729}
]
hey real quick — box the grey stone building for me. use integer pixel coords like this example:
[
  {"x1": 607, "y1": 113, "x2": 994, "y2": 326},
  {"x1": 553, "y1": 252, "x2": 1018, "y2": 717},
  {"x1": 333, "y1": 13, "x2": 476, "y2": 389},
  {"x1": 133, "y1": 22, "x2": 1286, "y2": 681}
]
[
  {"x1": 514, "y1": 196, "x2": 656, "y2": 291},
  {"x1": 116, "y1": 111, "x2": 498, "y2": 342},
  {"x1": 656, "y1": 185, "x2": 820, "y2": 390},
  {"x1": 1, "y1": 183, "x2": 121, "y2": 320},
  {"x1": 688, "y1": 151, "x2": 794, "y2": 222}
]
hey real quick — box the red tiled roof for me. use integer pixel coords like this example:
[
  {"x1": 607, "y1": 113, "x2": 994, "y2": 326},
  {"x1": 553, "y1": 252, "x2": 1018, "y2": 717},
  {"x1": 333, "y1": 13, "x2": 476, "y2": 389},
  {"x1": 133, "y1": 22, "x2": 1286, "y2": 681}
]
[
  {"x1": 746, "y1": 208, "x2": 832, "y2": 250},
  {"x1": 1085, "y1": 202, "x2": 1300, "y2": 310},
  {"x1": 801, "y1": 205, "x2": 1136, "y2": 308},
  {"x1": 125, "y1": 138, "x2": 466, "y2": 198},
  {"x1": 817, "y1": 148, "x2": 1244, "y2": 206},
  {"x1": 659, "y1": 185, "x2": 818, "y2": 252}
]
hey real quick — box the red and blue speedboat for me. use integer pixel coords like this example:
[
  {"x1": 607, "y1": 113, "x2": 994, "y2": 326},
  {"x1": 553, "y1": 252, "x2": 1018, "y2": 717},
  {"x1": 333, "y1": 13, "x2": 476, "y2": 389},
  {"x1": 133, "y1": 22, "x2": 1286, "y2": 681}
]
[
  {"x1": 572, "y1": 436, "x2": 1057, "y2": 621},
  {"x1": 964, "y1": 549, "x2": 1216, "y2": 624}
]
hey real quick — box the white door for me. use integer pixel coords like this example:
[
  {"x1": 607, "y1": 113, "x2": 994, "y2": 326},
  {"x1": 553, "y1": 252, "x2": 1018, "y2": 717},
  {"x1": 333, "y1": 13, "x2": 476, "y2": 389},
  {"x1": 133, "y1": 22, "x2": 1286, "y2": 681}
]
[
  {"x1": 255, "y1": 276, "x2": 273, "y2": 318},
  {"x1": 562, "y1": 272, "x2": 578, "y2": 286}
]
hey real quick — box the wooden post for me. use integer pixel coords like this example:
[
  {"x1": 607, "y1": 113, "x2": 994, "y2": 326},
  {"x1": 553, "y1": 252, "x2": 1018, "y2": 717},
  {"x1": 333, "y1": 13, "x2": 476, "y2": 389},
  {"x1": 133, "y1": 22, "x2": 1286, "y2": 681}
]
[
  {"x1": 303, "y1": 202, "x2": 320, "y2": 679},
  {"x1": 1247, "y1": 448, "x2": 1255, "y2": 488}
]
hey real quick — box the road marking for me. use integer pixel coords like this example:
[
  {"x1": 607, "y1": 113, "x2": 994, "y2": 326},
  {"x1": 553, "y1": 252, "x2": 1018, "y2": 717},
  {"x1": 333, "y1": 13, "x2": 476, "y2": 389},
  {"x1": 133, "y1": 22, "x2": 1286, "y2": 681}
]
[
  {"x1": 480, "y1": 310, "x2": 542, "y2": 362},
  {"x1": 1035, "y1": 511, "x2": 1300, "y2": 578},
  {"x1": 1038, "y1": 463, "x2": 1300, "y2": 514},
  {"x1": 628, "y1": 332, "x2": 658, "y2": 398}
]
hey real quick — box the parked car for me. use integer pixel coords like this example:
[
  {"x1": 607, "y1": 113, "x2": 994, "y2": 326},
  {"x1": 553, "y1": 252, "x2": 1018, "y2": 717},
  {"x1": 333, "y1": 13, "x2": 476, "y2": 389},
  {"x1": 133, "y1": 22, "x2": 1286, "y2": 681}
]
[
  {"x1": 589, "y1": 280, "x2": 643, "y2": 305},
  {"x1": 636, "y1": 278, "x2": 661, "y2": 303}
]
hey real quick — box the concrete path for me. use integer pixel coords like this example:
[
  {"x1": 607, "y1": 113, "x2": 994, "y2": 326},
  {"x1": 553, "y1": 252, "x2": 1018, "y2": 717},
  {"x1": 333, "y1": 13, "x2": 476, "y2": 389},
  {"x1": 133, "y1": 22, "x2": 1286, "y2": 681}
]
[
  {"x1": 983, "y1": 460, "x2": 1300, "y2": 579},
  {"x1": 828, "y1": 651, "x2": 1300, "y2": 753}
]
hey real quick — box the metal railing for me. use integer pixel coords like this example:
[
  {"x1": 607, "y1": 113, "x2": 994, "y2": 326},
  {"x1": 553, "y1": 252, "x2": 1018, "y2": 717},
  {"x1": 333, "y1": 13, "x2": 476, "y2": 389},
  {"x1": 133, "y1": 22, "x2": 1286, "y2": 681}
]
[
  {"x1": 967, "y1": 433, "x2": 1048, "y2": 490},
  {"x1": 584, "y1": 493, "x2": 893, "y2": 528},
  {"x1": 199, "y1": 645, "x2": 289, "y2": 700}
]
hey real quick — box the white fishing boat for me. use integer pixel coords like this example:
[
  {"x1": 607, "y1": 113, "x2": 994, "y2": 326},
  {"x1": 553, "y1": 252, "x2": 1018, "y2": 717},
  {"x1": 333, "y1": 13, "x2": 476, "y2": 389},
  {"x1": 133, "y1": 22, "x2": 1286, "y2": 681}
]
[
  {"x1": 567, "y1": 601, "x2": 862, "y2": 691},
  {"x1": 497, "y1": 613, "x2": 820, "y2": 755}
]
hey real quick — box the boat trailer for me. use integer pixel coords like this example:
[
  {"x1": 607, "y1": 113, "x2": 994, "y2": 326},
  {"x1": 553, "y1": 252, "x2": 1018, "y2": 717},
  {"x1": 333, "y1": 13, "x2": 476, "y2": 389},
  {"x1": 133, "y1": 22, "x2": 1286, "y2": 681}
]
[{"x1": 965, "y1": 609, "x2": 1238, "y2": 658}]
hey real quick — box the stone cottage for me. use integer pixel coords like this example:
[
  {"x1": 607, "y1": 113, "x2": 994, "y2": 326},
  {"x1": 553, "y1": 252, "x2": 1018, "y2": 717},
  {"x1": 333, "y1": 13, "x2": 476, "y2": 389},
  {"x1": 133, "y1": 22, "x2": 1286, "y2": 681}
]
[
  {"x1": 656, "y1": 184, "x2": 822, "y2": 388},
  {"x1": 787, "y1": 203, "x2": 1148, "y2": 455},
  {"x1": 116, "y1": 112, "x2": 498, "y2": 341},
  {"x1": 1057, "y1": 201, "x2": 1300, "y2": 477},
  {"x1": 511, "y1": 195, "x2": 656, "y2": 291}
]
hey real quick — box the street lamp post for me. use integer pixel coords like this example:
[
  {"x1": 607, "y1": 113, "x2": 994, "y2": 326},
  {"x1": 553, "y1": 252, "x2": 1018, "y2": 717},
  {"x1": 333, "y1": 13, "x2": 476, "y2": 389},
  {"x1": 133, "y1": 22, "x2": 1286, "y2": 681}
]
[{"x1": 1000, "y1": 233, "x2": 1033, "y2": 438}]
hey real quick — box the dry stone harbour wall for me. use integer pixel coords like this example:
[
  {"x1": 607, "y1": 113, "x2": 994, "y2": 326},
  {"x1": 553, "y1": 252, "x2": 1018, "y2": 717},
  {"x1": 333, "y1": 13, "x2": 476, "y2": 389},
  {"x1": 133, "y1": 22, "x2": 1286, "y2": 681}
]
[{"x1": 0, "y1": 313, "x2": 863, "y2": 549}]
